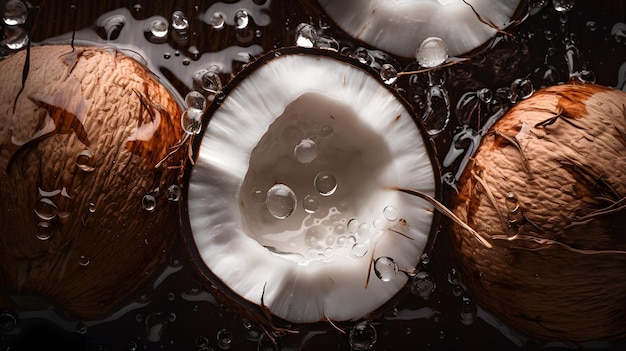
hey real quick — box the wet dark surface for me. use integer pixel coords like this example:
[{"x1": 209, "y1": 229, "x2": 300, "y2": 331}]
[{"x1": 1, "y1": 0, "x2": 626, "y2": 350}]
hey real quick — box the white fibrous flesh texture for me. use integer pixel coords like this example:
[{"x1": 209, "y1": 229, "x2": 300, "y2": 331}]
[{"x1": 187, "y1": 53, "x2": 437, "y2": 323}]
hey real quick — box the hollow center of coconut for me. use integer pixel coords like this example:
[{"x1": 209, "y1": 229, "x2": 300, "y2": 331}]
[{"x1": 239, "y1": 93, "x2": 396, "y2": 264}]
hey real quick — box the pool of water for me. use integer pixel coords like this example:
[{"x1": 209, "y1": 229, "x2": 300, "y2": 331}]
[{"x1": 1, "y1": 0, "x2": 626, "y2": 350}]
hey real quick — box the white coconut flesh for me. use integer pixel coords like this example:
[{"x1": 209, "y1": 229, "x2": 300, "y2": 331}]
[
  {"x1": 317, "y1": 0, "x2": 523, "y2": 58},
  {"x1": 186, "y1": 50, "x2": 438, "y2": 324}
]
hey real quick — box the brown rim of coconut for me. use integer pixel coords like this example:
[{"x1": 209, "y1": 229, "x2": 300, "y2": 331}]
[
  {"x1": 179, "y1": 46, "x2": 443, "y2": 330},
  {"x1": 308, "y1": 0, "x2": 527, "y2": 59}
]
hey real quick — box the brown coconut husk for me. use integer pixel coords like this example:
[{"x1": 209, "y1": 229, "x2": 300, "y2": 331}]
[
  {"x1": 0, "y1": 45, "x2": 186, "y2": 319},
  {"x1": 449, "y1": 82, "x2": 626, "y2": 343}
]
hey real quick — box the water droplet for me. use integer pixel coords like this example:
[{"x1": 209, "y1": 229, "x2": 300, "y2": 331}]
[
  {"x1": 303, "y1": 194, "x2": 319, "y2": 213},
  {"x1": 460, "y1": 296, "x2": 477, "y2": 325},
  {"x1": 383, "y1": 206, "x2": 399, "y2": 221},
  {"x1": 257, "y1": 333, "x2": 278, "y2": 351},
  {"x1": 133, "y1": 3, "x2": 142, "y2": 12},
  {"x1": 373, "y1": 257, "x2": 398, "y2": 282},
  {"x1": 76, "y1": 321, "x2": 87, "y2": 334},
  {"x1": 349, "y1": 322, "x2": 377, "y2": 351},
  {"x1": 586, "y1": 20, "x2": 597, "y2": 31},
  {"x1": 423, "y1": 84, "x2": 450, "y2": 136},
  {"x1": 149, "y1": 18, "x2": 169, "y2": 39},
  {"x1": 163, "y1": 52, "x2": 171, "y2": 59},
  {"x1": 234, "y1": 9, "x2": 249, "y2": 29},
  {"x1": 209, "y1": 12, "x2": 225, "y2": 29},
  {"x1": 552, "y1": 0, "x2": 574, "y2": 12},
  {"x1": 509, "y1": 78, "x2": 534, "y2": 103},
  {"x1": 506, "y1": 192, "x2": 524, "y2": 231},
  {"x1": 352, "y1": 47, "x2": 372, "y2": 65},
  {"x1": 3, "y1": 25, "x2": 28, "y2": 50},
  {"x1": 100, "y1": 14, "x2": 125, "y2": 40},
  {"x1": 167, "y1": 185, "x2": 181, "y2": 202},
  {"x1": 315, "y1": 35, "x2": 340, "y2": 51},
  {"x1": 314, "y1": 171, "x2": 337, "y2": 196},
  {"x1": 351, "y1": 242, "x2": 368, "y2": 257},
  {"x1": 76, "y1": 149, "x2": 95, "y2": 172},
  {"x1": 295, "y1": 23, "x2": 318, "y2": 48},
  {"x1": 195, "y1": 67, "x2": 222, "y2": 93},
  {"x1": 142, "y1": 194, "x2": 156, "y2": 211},
  {"x1": 79, "y1": 255, "x2": 90, "y2": 266},
  {"x1": 0, "y1": 312, "x2": 17, "y2": 333},
  {"x1": 294, "y1": 138, "x2": 317, "y2": 164},
  {"x1": 185, "y1": 90, "x2": 207, "y2": 111},
  {"x1": 447, "y1": 268, "x2": 460, "y2": 285},
  {"x1": 242, "y1": 318, "x2": 261, "y2": 341},
  {"x1": 171, "y1": 10, "x2": 189, "y2": 31},
  {"x1": 380, "y1": 64, "x2": 398, "y2": 85},
  {"x1": 2, "y1": 0, "x2": 27, "y2": 26},
  {"x1": 477, "y1": 88, "x2": 493, "y2": 103},
  {"x1": 216, "y1": 328, "x2": 233, "y2": 350},
  {"x1": 305, "y1": 225, "x2": 329, "y2": 250},
  {"x1": 411, "y1": 271, "x2": 436, "y2": 299},
  {"x1": 319, "y1": 124, "x2": 334, "y2": 138},
  {"x1": 182, "y1": 59, "x2": 191, "y2": 66},
  {"x1": 416, "y1": 37, "x2": 448, "y2": 68},
  {"x1": 34, "y1": 198, "x2": 58, "y2": 221},
  {"x1": 347, "y1": 219, "x2": 359, "y2": 233},
  {"x1": 195, "y1": 335, "x2": 209, "y2": 348},
  {"x1": 181, "y1": 107, "x2": 204, "y2": 135},
  {"x1": 36, "y1": 221, "x2": 54, "y2": 240},
  {"x1": 266, "y1": 184, "x2": 297, "y2": 219}
]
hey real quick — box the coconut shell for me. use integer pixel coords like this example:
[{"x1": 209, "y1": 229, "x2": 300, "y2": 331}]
[
  {"x1": 449, "y1": 83, "x2": 626, "y2": 342},
  {"x1": 0, "y1": 45, "x2": 185, "y2": 319}
]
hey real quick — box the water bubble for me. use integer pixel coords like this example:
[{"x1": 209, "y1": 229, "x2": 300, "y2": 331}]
[
  {"x1": 349, "y1": 322, "x2": 377, "y2": 351},
  {"x1": 185, "y1": 90, "x2": 207, "y2": 111},
  {"x1": 303, "y1": 194, "x2": 319, "y2": 213},
  {"x1": 293, "y1": 138, "x2": 317, "y2": 164},
  {"x1": 3, "y1": 25, "x2": 28, "y2": 50},
  {"x1": 76, "y1": 149, "x2": 95, "y2": 172},
  {"x1": 552, "y1": 0, "x2": 574, "y2": 12},
  {"x1": 347, "y1": 219, "x2": 359, "y2": 233},
  {"x1": 314, "y1": 171, "x2": 337, "y2": 196},
  {"x1": 266, "y1": 184, "x2": 297, "y2": 219},
  {"x1": 167, "y1": 185, "x2": 181, "y2": 202},
  {"x1": 0, "y1": 312, "x2": 17, "y2": 333},
  {"x1": 171, "y1": 11, "x2": 189, "y2": 31},
  {"x1": 351, "y1": 242, "x2": 368, "y2": 257},
  {"x1": 234, "y1": 9, "x2": 249, "y2": 29},
  {"x1": 101, "y1": 14, "x2": 125, "y2": 40},
  {"x1": 295, "y1": 23, "x2": 318, "y2": 48},
  {"x1": 416, "y1": 37, "x2": 448, "y2": 68},
  {"x1": 411, "y1": 271, "x2": 436, "y2": 299},
  {"x1": 373, "y1": 257, "x2": 398, "y2": 282},
  {"x1": 78, "y1": 255, "x2": 90, "y2": 266},
  {"x1": 477, "y1": 88, "x2": 493, "y2": 103},
  {"x1": 383, "y1": 206, "x2": 399, "y2": 221},
  {"x1": 2, "y1": 0, "x2": 27, "y2": 26},
  {"x1": 380, "y1": 64, "x2": 398, "y2": 85},
  {"x1": 36, "y1": 221, "x2": 54, "y2": 240},
  {"x1": 210, "y1": 12, "x2": 226, "y2": 29},
  {"x1": 141, "y1": 194, "x2": 156, "y2": 211},
  {"x1": 35, "y1": 198, "x2": 58, "y2": 221},
  {"x1": 181, "y1": 107, "x2": 204, "y2": 135},
  {"x1": 217, "y1": 328, "x2": 233, "y2": 350},
  {"x1": 305, "y1": 225, "x2": 329, "y2": 250},
  {"x1": 509, "y1": 78, "x2": 534, "y2": 103}
]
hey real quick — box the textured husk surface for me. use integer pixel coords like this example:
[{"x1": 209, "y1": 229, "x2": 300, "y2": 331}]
[
  {"x1": 0, "y1": 45, "x2": 185, "y2": 319},
  {"x1": 449, "y1": 83, "x2": 626, "y2": 342}
]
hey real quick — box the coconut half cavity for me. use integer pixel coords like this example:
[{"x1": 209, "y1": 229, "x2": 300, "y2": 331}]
[
  {"x1": 182, "y1": 48, "x2": 440, "y2": 324},
  {"x1": 316, "y1": 0, "x2": 524, "y2": 58}
]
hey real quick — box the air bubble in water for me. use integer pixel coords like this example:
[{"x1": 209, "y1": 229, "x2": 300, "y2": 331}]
[
  {"x1": 294, "y1": 138, "x2": 317, "y2": 164},
  {"x1": 149, "y1": 18, "x2": 169, "y2": 39},
  {"x1": 552, "y1": 0, "x2": 575, "y2": 12},
  {"x1": 266, "y1": 184, "x2": 297, "y2": 219},
  {"x1": 234, "y1": 9, "x2": 249, "y2": 29},
  {"x1": 185, "y1": 90, "x2": 207, "y2": 112},
  {"x1": 380, "y1": 64, "x2": 398, "y2": 85},
  {"x1": 181, "y1": 108, "x2": 204, "y2": 135},
  {"x1": 216, "y1": 328, "x2": 233, "y2": 350},
  {"x1": 351, "y1": 242, "x2": 368, "y2": 257},
  {"x1": 349, "y1": 321, "x2": 377, "y2": 351},
  {"x1": 383, "y1": 206, "x2": 399, "y2": 221},
  {"x1": 416, "y1": 37, "x2": 448, "y2": 68},
  {"x1": 411, "y1": 271, "x2": 436, "y2": 299},
  {"x1": 142, "y1": 194, "x2": 156, "y2": 211},
  {"x1": 167, "y1": 185, "x2": 181, "y2": 202},
  {"x1": 2, "y1": 0, "x2": 27, "y2": 26},
  {"x1": 76, "y1": 149, "x2": 95, "y2": 172},
  {"x1": 210, "y1": 12, "x2": 226, "y2": 29},
  {"x1": 303, "y1": 195, "x2": 319, "y2": 213},
  {"x1": 295, "y1": 23, "x2": 318, "y2": 48},
  {"x1": 305, "y1": 225, "x2": 328, "y2": 250},
  {"x1": 374, "y1": 257, "x2": 398, "y2": 282},
  {"x1": 314, "y1": 171, "x2": 337, "y2": 196},
  {"x1": 171, "y1": 11, "x2": 189, "y2": 31}
]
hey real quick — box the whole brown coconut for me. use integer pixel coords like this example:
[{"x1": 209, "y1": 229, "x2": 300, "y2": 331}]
[
  {"x1": 0, "y1": 45, "x2": 185, "y2": 319},
  {"x1": 449, "y1": 83, "x2": 626, "y2": 343}
]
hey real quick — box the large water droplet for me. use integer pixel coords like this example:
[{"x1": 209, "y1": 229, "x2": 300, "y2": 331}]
[
  {"x1": 383, "y1": 206, "x2": 399, "y2": 221},
  {"x1": 411, "y1": 271, "x2": 436, "y2": 299},
  {"x1": 149, "y1": 18, "x2": 169, "y2": 39},
  {"x1": 509, "y1": 78, "x2": 534, "y2": 103},
  {"x1": 314, "y1": 171, "x2": 337, "y2": 196},
  {"x1": 181, "y1": 107, "x2": 204, "y2": 135},
  {"x1": 2, "y1": 0, "x2": 27, "y2": 26},
  {"x1": 185, "y1": 90, "x2": 207, "y2": 112},
  {"x1": 142, "y1": 194, "x2": 156, "y2": 211},
  {"x1": 195, "y1": 67, "x2": 222, "y2": 93},
  {"x1": 349, "y1": 322, "x2": 377, "y2": 351},
  {"x1": 374, "y1": 257, "x2": 398, "y2": 282},
  {"x1": 76, "y1": 149, "x2": 95, "y2": 172},
  {"x1": 266, "y1": 184, "x2": 297, "y2": 219},
  {"x1": 3, "y1": 25, "x2": 28, "y2": 50},
  {"x1": 234, "y1": 9, "x2": 249, "y2": 29},
  {"x1": 305, "y1": 225, "x2": 329, "y2": 250},
  {"x1": 416, "y1": 37, "x2": 448, "y2": 68},
  {"x1": 35, "y1": 198, "x2": 58, "y2": 221},
  {"x1": 380, "y1": 64, "x2": 398, "y2": 85},
  {"x1": 295, "y1": 23, "x2": 318, "y2": 48},
  {"x1": 171, "y1": 10, "x2": 189, "y2": 31},
  {"x1": 209, "y1": 12, "x2": 226, "y2": 29},
  {"x1": 294, "y1": 138, "x2": 317, "y2": 164},
  {"x1": 36, "y1": 221, "x2": 54, "y2": 241},
  {"x1": 303, "y1": 194, "x2": 319, "y2": 213},
  {"x1": 351, "y1": 242, "x2": 368, "y2": 257}
]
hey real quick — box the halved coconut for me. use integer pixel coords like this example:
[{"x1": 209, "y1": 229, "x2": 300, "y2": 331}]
[
  {"x1": 314, "y1": 0, "x2": 524, "y2": 58},
  {"x1": 181, "y1": 47, "x2": 440, "y2": 325}
]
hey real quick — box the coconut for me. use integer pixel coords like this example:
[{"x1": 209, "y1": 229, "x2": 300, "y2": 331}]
[
  {"x1": 311, "y1": 0, "x2": 525, "y2": 59},
  {"x1": 180, "y1": 47, "x2": 441, "y2": 329},
  {"x1": 0, "y1": 45, "x2": 186, "y2": 319},
  {"x1": 449, "y1": 82, "x2": 626, "y2": 342}
]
